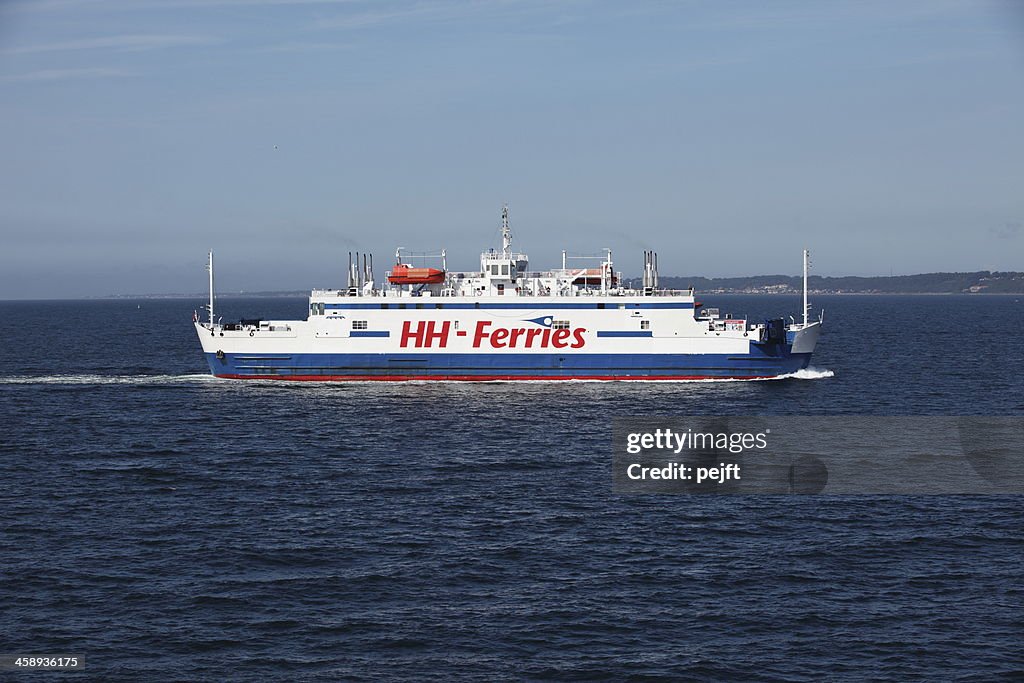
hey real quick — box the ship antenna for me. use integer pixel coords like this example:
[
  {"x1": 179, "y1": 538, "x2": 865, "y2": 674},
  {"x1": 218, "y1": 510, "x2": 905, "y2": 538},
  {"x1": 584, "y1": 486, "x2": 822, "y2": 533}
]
[
  {"x1": 501, "y1": 204, "x2": 511, "y2": 258},
  {"x1": 207, "y1": 250, "x2": 214, "y2": 328}
]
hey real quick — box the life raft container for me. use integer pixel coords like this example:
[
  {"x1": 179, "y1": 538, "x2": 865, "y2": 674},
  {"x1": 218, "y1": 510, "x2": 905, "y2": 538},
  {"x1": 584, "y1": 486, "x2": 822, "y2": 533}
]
[{"x1": 571, "y1": 268, "x2": 618, "y2": 286}]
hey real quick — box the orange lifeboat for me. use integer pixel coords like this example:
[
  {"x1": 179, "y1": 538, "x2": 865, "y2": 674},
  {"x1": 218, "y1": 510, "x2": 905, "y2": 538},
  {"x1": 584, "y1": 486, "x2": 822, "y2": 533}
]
[{"x1": 387, "y1": 264, "x2": 446, "y2": 285}]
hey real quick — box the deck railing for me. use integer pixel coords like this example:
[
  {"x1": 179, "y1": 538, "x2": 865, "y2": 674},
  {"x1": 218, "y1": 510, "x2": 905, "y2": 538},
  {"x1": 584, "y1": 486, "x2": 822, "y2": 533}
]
[{"x1": 310, "y1": 285, "x2": 695, "y2": 298}]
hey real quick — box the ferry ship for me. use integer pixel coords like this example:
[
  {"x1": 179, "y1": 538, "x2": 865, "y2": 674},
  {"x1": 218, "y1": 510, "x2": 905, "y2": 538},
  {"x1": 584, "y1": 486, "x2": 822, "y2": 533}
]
[{"x1": 194, "y1": 207, "x2": 822, "y2": 381}]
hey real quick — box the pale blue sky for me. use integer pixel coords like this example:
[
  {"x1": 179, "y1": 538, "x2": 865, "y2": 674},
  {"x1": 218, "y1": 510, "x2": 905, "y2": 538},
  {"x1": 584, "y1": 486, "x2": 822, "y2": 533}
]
[{"x1": 1, "y1": 0, "x2": 1022, "y2": 298}]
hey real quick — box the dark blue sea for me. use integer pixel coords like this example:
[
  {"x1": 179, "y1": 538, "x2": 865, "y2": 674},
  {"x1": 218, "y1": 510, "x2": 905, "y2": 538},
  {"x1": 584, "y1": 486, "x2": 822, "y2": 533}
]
[{"x1": 1, "y1": 295, "x2": 1022, "y2": 681}]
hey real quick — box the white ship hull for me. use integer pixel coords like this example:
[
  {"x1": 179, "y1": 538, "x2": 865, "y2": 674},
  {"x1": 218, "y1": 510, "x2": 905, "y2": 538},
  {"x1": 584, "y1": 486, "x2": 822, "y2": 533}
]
[{"x1": 194, "y1": 207, "x2": 822, "y2": 381}]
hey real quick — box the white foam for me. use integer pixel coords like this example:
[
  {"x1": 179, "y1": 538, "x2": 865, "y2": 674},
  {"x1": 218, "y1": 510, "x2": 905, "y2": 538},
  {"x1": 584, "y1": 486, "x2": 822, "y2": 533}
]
[
  {"x1": 779, "y1": 367, "x2": 835, "y2": 380},
  {"x1": 0, "y1": 369, "x2": 835, "y2": 386}
]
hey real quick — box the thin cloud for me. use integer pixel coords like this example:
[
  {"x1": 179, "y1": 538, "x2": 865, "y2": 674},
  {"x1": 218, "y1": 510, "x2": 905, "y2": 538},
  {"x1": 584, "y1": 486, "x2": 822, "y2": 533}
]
[
  {"x1": 4, "y1": 33, "x2": 217, "y2": 55},
  {"x1": 175, "y1": 0, "x2": 366, "y2": 5},
  {"x1": 990, "y1": 222, "x2": 1022, "y2": 240},
  {"x1": 673, "y1": 0, "x2": 975, "y2": 33},
  {"x1": 1, "y1": 67, "x2": 131, "y2": 83},
  {"x1": 13, "y1": 0, "x2": 367, "y2": 10},
  {"x1": 313, "y1": 0, "x2": 556, "y2": 31},
  {"x1": 315, "y1": 5, "x2": 455, "y2": 30},
  {"x1": 256, "y1": 40, "x2": 354, "y2": 53}
]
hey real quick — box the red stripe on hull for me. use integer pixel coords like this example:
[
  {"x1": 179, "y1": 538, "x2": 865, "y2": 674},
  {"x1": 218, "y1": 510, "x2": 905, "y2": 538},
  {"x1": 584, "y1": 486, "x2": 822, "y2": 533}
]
[{"x1": 214, "y1": 373, "x2": 772, "y2": 382}]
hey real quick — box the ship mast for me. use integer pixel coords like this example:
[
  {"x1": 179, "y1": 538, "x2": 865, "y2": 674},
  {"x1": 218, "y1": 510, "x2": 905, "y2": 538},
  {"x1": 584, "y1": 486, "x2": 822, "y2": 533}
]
[
  {"x1": 501, "y1": 204, "x2": 512, "y2": 258},
  {"x1": 207, "y1": 250, "x2": 215, "y2": 328},
  {"x1": 802, "y1": 248, "x2": 810, "y2": 327}
]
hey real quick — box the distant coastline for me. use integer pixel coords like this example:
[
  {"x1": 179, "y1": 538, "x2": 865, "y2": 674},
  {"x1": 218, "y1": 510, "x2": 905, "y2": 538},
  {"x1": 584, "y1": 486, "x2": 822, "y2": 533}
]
[
  {"x1": 646, "y1": 271, "x2": 1024, "y2": 295},
  {"x1": 90, "y1": 270, "x2": 1024, "y2": 299}
]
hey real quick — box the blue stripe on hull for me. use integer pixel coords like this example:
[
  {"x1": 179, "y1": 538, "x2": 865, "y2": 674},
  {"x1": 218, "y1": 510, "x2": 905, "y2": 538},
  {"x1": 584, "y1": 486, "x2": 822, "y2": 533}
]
[
  {"x1": 596, "y1": 331, "x2": 653, "y2": 338},
  {"x1": 205, "y1": 349, "x2": 812, "y2": 379},
  {"x1": 324, "y1": 302, "x2": 694, "y2": 310}
]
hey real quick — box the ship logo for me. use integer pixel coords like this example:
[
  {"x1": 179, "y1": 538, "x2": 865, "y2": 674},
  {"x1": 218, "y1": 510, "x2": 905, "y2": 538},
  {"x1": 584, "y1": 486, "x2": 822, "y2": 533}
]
[{"x1": 399, "y1": 320, "x2": 586, "y2": 350}]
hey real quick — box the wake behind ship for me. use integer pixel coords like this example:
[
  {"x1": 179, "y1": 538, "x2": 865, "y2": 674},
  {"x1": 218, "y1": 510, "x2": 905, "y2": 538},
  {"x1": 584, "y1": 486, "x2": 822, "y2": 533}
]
[{"x1": 194, "y1": 207, "x2": 822, "y2": 381}]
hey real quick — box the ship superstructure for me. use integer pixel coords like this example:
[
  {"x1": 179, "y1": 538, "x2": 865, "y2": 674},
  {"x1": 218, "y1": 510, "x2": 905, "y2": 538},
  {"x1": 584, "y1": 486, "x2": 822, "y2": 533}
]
[{"x1": 195, "y1": 207, "x2": 821, "y2": 380}]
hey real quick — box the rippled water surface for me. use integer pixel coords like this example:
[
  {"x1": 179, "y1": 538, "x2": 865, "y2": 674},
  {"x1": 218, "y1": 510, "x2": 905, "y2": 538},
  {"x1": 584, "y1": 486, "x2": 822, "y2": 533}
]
[{"x1": 1, "y1": 295, "x2": 1022, "y2": 681}]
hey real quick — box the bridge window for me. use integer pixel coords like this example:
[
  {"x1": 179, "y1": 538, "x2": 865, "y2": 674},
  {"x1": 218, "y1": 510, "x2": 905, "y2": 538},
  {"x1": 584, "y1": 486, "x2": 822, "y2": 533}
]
[
  {"x1": 500, "y1": 264, "x2": 509, "y2": 275},
  {"x1": 352, "y1": 320, "x2": 368, "y2": 330}
]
